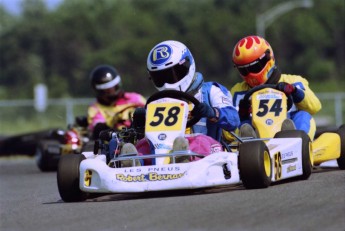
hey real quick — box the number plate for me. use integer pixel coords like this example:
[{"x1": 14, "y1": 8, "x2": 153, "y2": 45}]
[
  {"x1": 146, "y1": 102, "x2": 188, "y2": 132},
  {"x1": 252, "y1": 88, "x2": 287, "y2": 138}
]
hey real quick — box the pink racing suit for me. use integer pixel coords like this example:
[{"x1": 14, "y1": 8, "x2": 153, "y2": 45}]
[{"x1": 87, "y1": 92, "x2": 146, "y2": 132}]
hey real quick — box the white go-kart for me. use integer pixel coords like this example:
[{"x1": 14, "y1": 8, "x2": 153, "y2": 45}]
[{"x1": 57, "y1": 90, "x2": 311, "y2": 202}]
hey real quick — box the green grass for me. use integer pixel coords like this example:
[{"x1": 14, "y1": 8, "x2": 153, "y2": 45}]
[{"x1": 0, "y1": 105, "x2": 88, "y2": 136}]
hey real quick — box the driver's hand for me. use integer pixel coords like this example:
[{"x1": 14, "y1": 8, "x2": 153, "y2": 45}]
[
  {"x1": 238, "y1": 99, "x2": 251, "y2": 121},
  {"x1": 276, "y1": 82, "x2": 296, "y2": 95},
  {"x1": 191, "y1": 103, "x2": 216, "y2": 119}
]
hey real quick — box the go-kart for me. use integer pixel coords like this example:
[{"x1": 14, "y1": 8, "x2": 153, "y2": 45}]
[
  {"x1": 36, "y1": 104, "x2": 142, "y2": 172},
  {"x1": 35, "y1": 116, "x2": 91, "y2": 172},
  {"x1": 57, "y1": 90, "x2": 313, "y2": 202},
  {"x1": 237, "y1": 84, "x2": 345, "y2": 169}
]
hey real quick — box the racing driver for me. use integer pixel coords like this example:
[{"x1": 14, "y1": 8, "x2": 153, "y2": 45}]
[
  {"x1": 230, "y1": 35, "x2": 321, "y2": 140},
  {"x1": 88, "y1": 64, "x2": 146, "y2": 139}
]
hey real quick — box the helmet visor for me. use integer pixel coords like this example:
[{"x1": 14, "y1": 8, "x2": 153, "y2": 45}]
[
  {"x1": 149, "y1": 58, "x2": 190, "y2": 88},
  {"x1": 236, "y1": 50, "x2": 270, "y2": 76},
  {"x1": 97, "y1": 85, "x2": 121, "y2": 97}
]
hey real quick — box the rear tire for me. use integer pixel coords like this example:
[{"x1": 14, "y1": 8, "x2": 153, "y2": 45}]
[
  {"x1": 336, "y1": 125, "x2": 345, "y2": 170},
  {"x1": 239, "y1": 140, "x2": 272, "y2": 189},
  {"x1": 275, "y1": 130, "x2": 311, "y2": 180},
  {"x1": 57, "y1": 154, "x2": 88, "y2": 202}
]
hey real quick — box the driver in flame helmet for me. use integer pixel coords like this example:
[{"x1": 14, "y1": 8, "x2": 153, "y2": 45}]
[{"x1": 230, "y1": 35, "x2": 321, "y2": 139}]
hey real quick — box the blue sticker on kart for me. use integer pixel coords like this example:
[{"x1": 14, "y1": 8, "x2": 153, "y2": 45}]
[
  {"x1": 150, "y1": 44, "x2": 172, "y2": 65},
  {"x1": 158, "y1": 133, "x2": 167, "y2": 140},
  {"x1": 265, "y1": 119, "x2": 273, "y2": 125}
]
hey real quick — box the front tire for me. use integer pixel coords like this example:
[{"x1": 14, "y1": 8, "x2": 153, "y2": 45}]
[
  {"x1": 239, "y1": 140, "x2": 272, "y2": 189},
  {"x1": 274, "y1": 130, "x2": 312, "y2": 180},
  {"x1": 57, "y1": 154, "x2": 88, "y2": 202}
]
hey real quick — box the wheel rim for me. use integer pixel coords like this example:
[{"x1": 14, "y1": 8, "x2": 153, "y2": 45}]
[
  {"x1": 264, "y1": 150, "x2": 271, "y2": 177},
  {"x1": 84, "y1": 170, "x2": 92, "y2": 187}
]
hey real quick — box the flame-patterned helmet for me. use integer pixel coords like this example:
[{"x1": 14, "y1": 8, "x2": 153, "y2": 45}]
[{"x1": 232, "y1": 36, "x2": 275, "y2": 87}]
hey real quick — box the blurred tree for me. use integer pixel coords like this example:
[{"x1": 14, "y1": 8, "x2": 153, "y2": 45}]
[{"x1": 0, "y1": 0, "x2": 343, "y2": 101}]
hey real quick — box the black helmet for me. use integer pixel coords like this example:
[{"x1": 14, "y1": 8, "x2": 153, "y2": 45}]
[{"x1": 90, "y1": 65, "x2": 123, "y2": 104}]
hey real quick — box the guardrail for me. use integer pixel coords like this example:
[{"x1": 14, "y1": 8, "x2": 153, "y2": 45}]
[
  {"x1": 315, "y1": 92, "x2": 345, "y2": 127},
  {"x1": 0, "y1": 98, "x2": 93, "y2": 126}
]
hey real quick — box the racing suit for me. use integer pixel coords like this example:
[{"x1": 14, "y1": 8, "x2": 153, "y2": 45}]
[
  {"x1": 136, "y1": 73, "x2": 240, "y2": 164},
  {"x1": 231, "y1": 69, "x2": 322, "y2": 139},
  {"x1": 88, "y1": 92, "x2": 146, "y2": 138}
]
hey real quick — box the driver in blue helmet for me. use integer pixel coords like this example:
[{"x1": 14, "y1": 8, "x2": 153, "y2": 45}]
[{"x1": 119, "y1": 40, "x2": 240, "y2": 166}]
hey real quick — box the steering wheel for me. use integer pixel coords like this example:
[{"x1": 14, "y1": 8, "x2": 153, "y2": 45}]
[
  {"x1": 145, "y1": 90, "x2": 202, "y2": 127},
  {"x1": 242, "y1": 84, "x2": 293, "y2": 111}
]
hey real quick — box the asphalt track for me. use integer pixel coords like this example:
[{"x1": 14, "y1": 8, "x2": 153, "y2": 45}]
[{"x1": 0, "y1": 157, "x2": 344, "y2": 231}]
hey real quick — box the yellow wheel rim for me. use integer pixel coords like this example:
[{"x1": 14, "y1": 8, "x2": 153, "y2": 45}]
[
  {"x1": 263, "y1": 150, "x2": 271, "y2": 177},
  {"x1": 84, "y1": 170, "x2": 92, "y2": 187}
]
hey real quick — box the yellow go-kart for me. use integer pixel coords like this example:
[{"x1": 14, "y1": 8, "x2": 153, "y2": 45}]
[{"x1": 232, "y1": 84, "x2": 345, "y2": 170}]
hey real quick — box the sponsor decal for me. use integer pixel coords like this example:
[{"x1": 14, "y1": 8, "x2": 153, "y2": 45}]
[
  {"x1": 287, "y1": 165, "x2": 297, "y2": 173},
  {"x1": 221, "y1": 96, "x2": 232, "y2": 105},
  {"x1": 150, "y1": 44, "x2": 172, "y2": 65},
  {"x1": 281, "y1": 151, "x2": 294, "y2": 159},
  {"x1": 211, "y1": 144, "x2": 222, "y2": 153},
  {"x1": 116, "y1": 172, "x2": 185, "y2": 182},
  {"x1": 154, "y1": 143, "x2": 171, "y2": 150},
  {"x1": 158, "y1": 133, "x2": 167, "y2": 141},
  {"x1": 265, "y1": 119, "x2": 273, "y2": 125},
  {"x1": 147, "y1": 166, "x2": 181, "y2": 172},
  {"x1": 123, "y1": 166, "x2": 181, "y2": 173},
  {"x1": 257, "y1": 93, "x2": 282, "y2": 100},
  {"x1": 282, "y1": 158, "x2": 297, "y2": 164}
]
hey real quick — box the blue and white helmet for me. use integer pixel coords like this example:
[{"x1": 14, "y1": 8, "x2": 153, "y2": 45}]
[{"x1": 147, "y1": 40, "x2": 196, "y2": 92}]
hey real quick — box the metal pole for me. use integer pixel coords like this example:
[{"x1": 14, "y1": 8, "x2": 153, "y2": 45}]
[
  {"x1": 256, "y1": 0, "x2": 313, "y2": 38},
  {"x1": 335, "y1": 94, "x2": 343, "y2": 127}
]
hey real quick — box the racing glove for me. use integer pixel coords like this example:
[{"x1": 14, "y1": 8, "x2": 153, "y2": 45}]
[
  {"x1": 276, "y1": 82, "x2": 296, "y2": 96},
  {"x1": 191, "y1": 103, "x2": 216, "y2": 120},
  {"x1": 238, "y1": 99, "x2": 251, "y2": 121}
]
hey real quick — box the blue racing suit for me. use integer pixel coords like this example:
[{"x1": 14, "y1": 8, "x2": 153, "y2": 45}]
[{"x1": 192, "y1": 80, "x2": 240, "y2": 141}]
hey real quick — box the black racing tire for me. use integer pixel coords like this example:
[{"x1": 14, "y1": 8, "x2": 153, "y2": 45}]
[
  {"x1": 239, "y1": 140, "x2": 272, "y2": 189},
  {"x1": 274, "y1": 130, "x2": 312, "y2": 180},
  {"x1": 336, "y1": 124, "x2": 345, "y2": 170},
  {"x1": 36, "y1": 140, "x2": 60, "y2": 172},
  {"x1": 57, "y1": 154, "x2": 88, "y2": 202}
]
